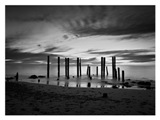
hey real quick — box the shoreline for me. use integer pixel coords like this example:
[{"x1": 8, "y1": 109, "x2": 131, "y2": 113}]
[
  {"x1": 5, "y1": 75, "x2": 155, "y2": 90},
  {"x1": 6, "y1": 81, "x2": 155, "y2": 115}
]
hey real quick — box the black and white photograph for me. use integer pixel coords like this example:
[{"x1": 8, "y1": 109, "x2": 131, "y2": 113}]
[{"x1": 5, "y1": 5, "x2": 155, "y2": 115}]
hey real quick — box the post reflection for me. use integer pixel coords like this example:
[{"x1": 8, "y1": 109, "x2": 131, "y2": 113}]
[{"x1": 65, "y1": 81, "x2": 69, "y2": 87}]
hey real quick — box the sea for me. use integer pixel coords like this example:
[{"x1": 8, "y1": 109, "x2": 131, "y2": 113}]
[{"x1": 6, "y1": 65, "x2": 155, "y2": 89}]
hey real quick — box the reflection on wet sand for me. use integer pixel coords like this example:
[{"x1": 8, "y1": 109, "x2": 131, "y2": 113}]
[
  {"x1": 23, "y1": 76, "x2": 152, "y2": 90},
  {"x1": 65, "y1": 81, "x2": 69, "y2": 87}
]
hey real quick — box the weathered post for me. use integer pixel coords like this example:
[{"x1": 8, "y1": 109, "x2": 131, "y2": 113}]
[
  {"x1": 47, "y1": 56, "x2": 50, "y2": 78},
  {"x1": 106, "y1": 66, "x2": 108, "y2": 76},
  {"x1": 96, "y1": 66, "x2": 98, "y2": 76},
  {"x1": 112, "y1": 56, "x2": 116, "y2": 79},
  {"x1": 122, "y1": 70, "x2": 125, "y2": 83},
  {"x1": 88, "y1": 66, "x2": 91, "y2": 78},
  {"x1": 80, "y1": 58, "x2": 81, "y2": 77},
  {"x1": 87, "y1": 65, "x2": 89, "y2": 76},
  {"x1": 103, "y1": 57, "x2": 105, "y2": 78},
  {"x1": 101, "y1": 57, "x2": 103, "y2": 78},
  {"x1": 65, "y1": 58, "x2": 66, "y2": 78},
  {"x1": 77, "y1": 57, "x2": 79, "y2": 77},
  {"x1": 68, "y1": 58, "x2": 69, "y2": 78},
  {"x1": 115, "y1": 69, "x2": 117, "y2": 79},
  {"x1": 112, "y1": 57, "x2": 114, "y2": 79},
  {"x1": 58, "y1": 57, "x2": 60, "y2": 78},
  {"x1": 114, "y1": 56, "x2": 116, "y2": 76},
  {"x1": 118, "y1": 67, "x2": 120, "y2": 81}
]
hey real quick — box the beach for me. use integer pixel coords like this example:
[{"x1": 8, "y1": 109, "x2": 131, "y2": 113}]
[{"x1": 5, "y1": 81, "x2": 155, "y2": 115}]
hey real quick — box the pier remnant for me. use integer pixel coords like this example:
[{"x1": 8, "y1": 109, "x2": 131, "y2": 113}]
[
  {"x1": 115, "y1": 69, "x2": 117, "y2": 79},
  {"x1": 77, "y1": 57, "x2": 79, "y2": 77},
  {"x1": 122, "y1": 70, "x2": 125, "y2": 83},
  {"x1": 65, "y1": 58, "x2": 67, "y2": 78},
  {"x1": 101, "y1": 57, "x2": 105, "y2": 78},
  {"x1": 67, "y1": 58, "x2": 69, "y2": 79},
  {"x1": 103, "y1": 57, "x2": 105, "y2": 77},
  {"x1": 112, "y1": 56, "x2": 116, "y2": 79},
  {"x1": 58, "y1": 57, "x2": 60, "y2": 78},
  {"x1": 88, "y1": 66, "x2": 91, "y2": 78},
  {"x1": 65, "y1": 58, "x2": 69, "y2": 79},
  {"x1": 101, "y1": 57, "x2": 103, "y2": 78},
  {"x1": 80, "y1": 58, "x2": 81, "y2": 77},
  {"x1": 106, "y1": 66, "x2": 108, "y2": 76},
  {"x1": 118, "y1": 67, "x2": 120, "y2": 81},
  {"x1": 96, "y1": 66, "x2": 98, "y2": 76},
  {"x1": 47, "y1": 56, "x2": 50, "y2": 78}
]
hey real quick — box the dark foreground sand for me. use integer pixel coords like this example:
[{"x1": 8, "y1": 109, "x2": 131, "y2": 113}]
[{"x1": 5, "y1": 81, "x2": 155, "y2": 115}]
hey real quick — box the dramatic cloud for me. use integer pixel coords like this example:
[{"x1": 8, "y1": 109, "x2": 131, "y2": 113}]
[{"x1": 5, "y1": 6, "x2": 155, "y2": 69}]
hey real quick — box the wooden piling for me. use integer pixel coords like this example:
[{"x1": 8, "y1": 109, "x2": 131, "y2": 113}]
[
  {"x1": 118, "y1": 67, "x2": 120, "y2": 81},
  {"x1": 88, "y1": 66, "x2": 91, "y2": 78},
  {"x1": 96, "y1": 66, "x2": 98, "y2": 76},
  {"x1": 87, "y1": 65, "x2": 89, "y2": 75},
  {"x1": 58, "y1": 57, "x2": 60, "y2": 78},
  {"x1": 67, "y1": 58, "x2": 69, "y2": 79},
  {"x1": 114, "y1": 56, "x2": 116, "y2": 77},
  {"x1": 103, "y1": 57, "x2": 105, "y2": 78},
  {"x1": 115, "y1": 69, "x2": 117, "y2": 79},
  {"x1": 112, "y1": 57, "x2": 114, "y2": 79},
  {"x1": 106, "y1": 66, "x2": 108, "y2": 76},
  {"x1": 79, "y1": 58, "x2": 81, "y2": 76},
  {"x1": 122, "y1": 70, "x2": 125, "y2": 83},
  {"x1": 101, "y1": 57, "x2": 105, "y2": 78},
  {"x1": 77, "y1": 57, "x2": 79, "y2": 77},
  {"x1": 47, "y1": 56, "x2": 50, "y2": 78},
  {"x1": 101, "y1": 57, "x2": 103, "y2": 78},
  {"x1": 65, "y1": 58, "x2": 67, "y2": 78},
  {"x1": 112, "y1": 56, "x2": 116, "y2": 79}
]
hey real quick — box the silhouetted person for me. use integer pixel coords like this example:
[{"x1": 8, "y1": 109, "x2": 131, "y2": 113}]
[
  {"x1": 15, "y1": 72, "x2": 18, "y2": 81},
  {"x1": 38, "y1": 79, "x2": 40, "y2": 83}
]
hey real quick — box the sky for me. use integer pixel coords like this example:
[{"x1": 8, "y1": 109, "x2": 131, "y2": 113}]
[{"x1": 5, "y1": 6, "x2": 155, "y2": 75}]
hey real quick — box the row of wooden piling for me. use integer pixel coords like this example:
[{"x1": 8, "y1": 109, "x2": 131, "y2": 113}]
[{"x1": 47, "y1": 56, "x2": 125, "y2": 82}]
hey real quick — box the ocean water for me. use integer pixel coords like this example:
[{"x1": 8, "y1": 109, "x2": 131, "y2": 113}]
[
  {"x1": 6, "y1": 65, "x2": 155, "y2": 81},
  {"x1": 6, "y1": 65, "x2": 155, "y2": 90}
]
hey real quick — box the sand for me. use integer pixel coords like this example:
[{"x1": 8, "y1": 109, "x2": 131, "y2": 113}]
[{"x1": 5, "y1": 81, "x2": 155, "y2": 115}]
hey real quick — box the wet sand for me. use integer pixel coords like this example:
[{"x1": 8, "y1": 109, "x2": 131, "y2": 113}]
[{"x1": 5, "y1": 81, "x2": 155, "y2": 115}]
